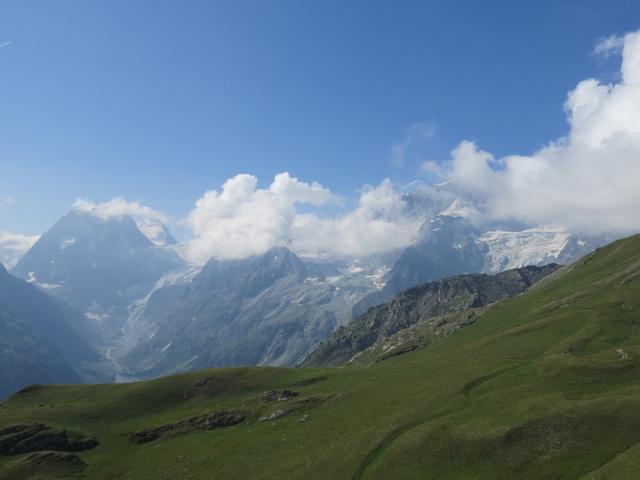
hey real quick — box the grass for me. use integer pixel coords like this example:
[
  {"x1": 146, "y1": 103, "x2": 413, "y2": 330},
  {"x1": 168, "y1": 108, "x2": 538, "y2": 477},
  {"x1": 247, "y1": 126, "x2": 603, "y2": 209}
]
[{"x1": 2, "y1": 235, "x2": 640, "y2": 479}]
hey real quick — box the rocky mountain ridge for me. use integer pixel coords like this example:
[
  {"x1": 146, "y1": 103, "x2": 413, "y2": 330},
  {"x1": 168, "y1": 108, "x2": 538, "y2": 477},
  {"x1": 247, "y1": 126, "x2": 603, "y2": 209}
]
[{"x1": 304, "y1": 263, "x2": 560, "y2": 367}]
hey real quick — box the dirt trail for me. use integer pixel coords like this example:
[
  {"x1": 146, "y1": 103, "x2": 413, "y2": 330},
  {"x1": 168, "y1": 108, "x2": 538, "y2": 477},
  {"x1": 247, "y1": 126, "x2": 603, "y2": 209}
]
[{"x1": 352, "y1": 422, "x2": 420, "y2": 480}]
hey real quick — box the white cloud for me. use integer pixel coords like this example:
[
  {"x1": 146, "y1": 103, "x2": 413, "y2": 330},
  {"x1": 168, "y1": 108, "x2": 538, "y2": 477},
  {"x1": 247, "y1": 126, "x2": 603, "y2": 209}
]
[
  {"x1": 182, "y1": 173, "x2": 418, "y2": 263},
  {"x1": 440, "y1": 29, "x2": 640, "y2": 235},
  {"x1": 593, "y1": 34, "x2": 625, "y2": 57},
  {"x1": 72, "y1": 197, "x2": 168, "y2": 223},
  {"x1": 183, "y1": 172, "x2": 333, "y2": 263},
  {"x1": 65, "y1": 175, "x2": 418, "y2": 263},
  {"x1": 291, "y1": 180, "x2": 418, "y2": 257},
  {"x1": 0, "y1": 231, "x2": 39, "y2": 269},
  {"x1": 419, "y1": 160, "x2": 446, "y2": 178},
  {"x1": 390, "y1": 121, "x2": 436, "y2": 168}
]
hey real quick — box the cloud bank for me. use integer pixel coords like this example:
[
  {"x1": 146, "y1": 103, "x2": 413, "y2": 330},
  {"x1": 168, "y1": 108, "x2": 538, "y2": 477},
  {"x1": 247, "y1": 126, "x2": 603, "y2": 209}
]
[
  {"x1": 73, "y1": 197, "x2": 168, "y2": 223},
  {"x1": 0, "y1": 231, "x2": 39, "y2": 268},
  {"x1": 439, "y1": 29, "x2": 640, "y2": 235},
  {"x1": 290, "y1": 179, "x2": 418, "y2": 258},
  {"x1": 182, "y1": 172, "x2": 416, "y2": 263}
]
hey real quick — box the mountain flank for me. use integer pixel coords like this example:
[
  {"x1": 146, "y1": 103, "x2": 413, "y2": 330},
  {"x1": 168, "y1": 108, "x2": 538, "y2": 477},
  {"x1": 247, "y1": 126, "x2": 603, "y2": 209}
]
[
  {"x1": 0, "y1": 264, "x2": 109, "y2": 399},
  {"x1": 303, "y1": 263, "x2": 560, "y2": 367}
]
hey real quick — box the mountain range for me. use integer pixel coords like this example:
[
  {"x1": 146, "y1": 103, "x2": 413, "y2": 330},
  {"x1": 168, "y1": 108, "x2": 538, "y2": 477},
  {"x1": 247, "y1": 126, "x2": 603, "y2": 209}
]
[{"x1": 1, "y1": 192, "x2": 612, "y2": 390}]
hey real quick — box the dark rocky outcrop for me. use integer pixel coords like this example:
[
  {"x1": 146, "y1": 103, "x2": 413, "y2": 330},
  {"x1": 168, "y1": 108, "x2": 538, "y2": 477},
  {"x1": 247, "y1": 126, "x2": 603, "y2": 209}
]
[
  {"x1": 0, "y1": 423, "x2": 99, "y2": 456},
  {"x1": 131, "y1": 410, "x2": 245, "y2": 444},
  {"x1": 261, "y1": 390, "x2": 298, "y2": 402}
]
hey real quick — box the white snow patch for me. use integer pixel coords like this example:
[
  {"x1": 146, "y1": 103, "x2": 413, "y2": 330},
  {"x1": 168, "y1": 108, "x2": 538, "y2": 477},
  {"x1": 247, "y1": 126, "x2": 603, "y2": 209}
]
[
  {"x1": 365, "y1": 265, "x2": 390, "y2": 290},
  {"x1": 26, "y1": 272, "x2": 62, "y2": 289},
  {"x1": 438, "y1": 198, "x2": 478, "y2": 219},
  {"x1": 479, "y1": 225, "x2": 570, "y2": 272},
  {"x1": 137, "y1": 219, "x2": 174, "y2": 246},
  {"x1": 85, "y1": 312, "x2": 108, "y2": 322},
  {"x1": 347, "y1": 265, "x2": 365, "y2": 274},
  {"x1": 59, "y1": 238, "x2": 76, "y2": 250}
]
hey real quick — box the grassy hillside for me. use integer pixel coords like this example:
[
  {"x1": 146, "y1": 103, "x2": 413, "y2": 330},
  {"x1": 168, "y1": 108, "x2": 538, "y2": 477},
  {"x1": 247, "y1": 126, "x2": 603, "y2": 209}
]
[{"x1": 2, "y1": 235, "x2": 640, "y2": 479}]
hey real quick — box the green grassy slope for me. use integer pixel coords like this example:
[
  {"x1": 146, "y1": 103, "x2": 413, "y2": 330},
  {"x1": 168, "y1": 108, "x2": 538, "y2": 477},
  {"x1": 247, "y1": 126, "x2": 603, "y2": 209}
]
[{"x1": 2, "y1": 235, "x2": 640, "y2": 479}]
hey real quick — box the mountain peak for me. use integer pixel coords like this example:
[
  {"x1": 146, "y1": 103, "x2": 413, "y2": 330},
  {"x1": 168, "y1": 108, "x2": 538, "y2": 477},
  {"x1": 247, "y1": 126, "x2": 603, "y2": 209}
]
[
  {"x1": 137, "y1": 219, "x2": 177, "y2": 246},
  {"x1": 11, "y1": 210, "x2": 183, "y2": 311},
  {"x1": 260, "y1": 246, "x2": 307, "y2": 274},
  {"x1": 196, "y1": 245, "x2": 307, "y2": 300},
  {"x1": 263, "y1": 245, "x2": 299, "y2": 261},
  {"x1": 438, "y1": 198, "x2": 479, "y2": 219}
]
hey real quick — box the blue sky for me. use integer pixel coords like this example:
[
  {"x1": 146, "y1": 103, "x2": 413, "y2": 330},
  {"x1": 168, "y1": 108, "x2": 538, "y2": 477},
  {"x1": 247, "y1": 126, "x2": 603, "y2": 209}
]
[{"x1": 1, "y1": 0, "x2": 640, "y2": 235}]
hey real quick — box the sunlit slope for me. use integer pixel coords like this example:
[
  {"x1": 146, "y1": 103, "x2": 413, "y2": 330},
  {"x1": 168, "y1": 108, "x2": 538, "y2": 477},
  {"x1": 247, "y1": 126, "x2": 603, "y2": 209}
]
[{"x1": 1, "y1": 235, "x2": 640, "y2": 479}]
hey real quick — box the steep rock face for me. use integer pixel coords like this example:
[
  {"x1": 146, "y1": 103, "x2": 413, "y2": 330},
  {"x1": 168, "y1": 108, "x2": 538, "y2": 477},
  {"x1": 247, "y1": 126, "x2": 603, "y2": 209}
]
[
  {"x1": 304, "y1": 263, "x2": 560, "y2": 367},
  {"x1": 0, "y1": 264, "x2": 107, "y2": 399},
  {"x1": 385, "y1": 216, "x2": 485, "y2": 293},
  {"x1": 353, "y1": 215, "x2": 486, "y2": 317},
  {"x1": 115, "y1": 247, "x2": 375, "y2": 378}
]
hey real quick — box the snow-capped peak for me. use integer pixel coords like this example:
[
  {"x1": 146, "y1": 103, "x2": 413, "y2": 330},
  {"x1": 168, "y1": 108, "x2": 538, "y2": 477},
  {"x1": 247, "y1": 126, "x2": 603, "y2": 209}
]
[
  {"x1": 137, "y1": 219, "x2": 177, "y2": 246},
  {"x1": 438, "y1": 198, "x2": 478, "y2": 219}
]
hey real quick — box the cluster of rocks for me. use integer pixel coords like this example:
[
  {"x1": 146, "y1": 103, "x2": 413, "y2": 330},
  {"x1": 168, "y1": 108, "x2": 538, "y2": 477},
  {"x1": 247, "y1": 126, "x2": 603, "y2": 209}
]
[
  {"x1": 131, "y1": 410, "x2": 245, "y2": 444},
  {"x1": 261, "y1": 390, "x2": 298, "y2": 402},
  {"x1": 0, "y1": 423, "x2": 97, "y2": 473},
  {"x1": 259, "y1": 410, "x2": 288, "y2": 422},
  {"x1": 0, "y1": 423, "x2": 98, "y2": 456}
]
